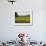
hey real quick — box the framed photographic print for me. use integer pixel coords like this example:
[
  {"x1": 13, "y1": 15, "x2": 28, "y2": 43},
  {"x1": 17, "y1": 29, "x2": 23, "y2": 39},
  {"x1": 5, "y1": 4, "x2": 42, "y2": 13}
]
[{"x1": 14, "y1": 10, "x2": 33, "y2": 26}]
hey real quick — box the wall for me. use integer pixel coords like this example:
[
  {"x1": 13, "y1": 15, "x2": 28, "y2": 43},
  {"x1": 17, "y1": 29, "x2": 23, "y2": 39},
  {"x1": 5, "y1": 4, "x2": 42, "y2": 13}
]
[{"x1": 0, "y1": 0, "x2": 46, "y2": 42}]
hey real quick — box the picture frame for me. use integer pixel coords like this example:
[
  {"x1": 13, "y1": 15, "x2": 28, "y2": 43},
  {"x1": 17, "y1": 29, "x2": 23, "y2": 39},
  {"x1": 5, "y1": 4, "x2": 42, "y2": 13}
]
[{"x1": 14, "y1": 9, "x2": 33, "y2": 26}]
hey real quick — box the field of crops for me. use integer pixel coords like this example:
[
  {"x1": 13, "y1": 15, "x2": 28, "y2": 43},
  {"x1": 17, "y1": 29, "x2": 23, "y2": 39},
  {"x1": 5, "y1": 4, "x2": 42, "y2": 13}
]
[{"x1": 15, "y1": 16, "x2": 30, "y2": 23}]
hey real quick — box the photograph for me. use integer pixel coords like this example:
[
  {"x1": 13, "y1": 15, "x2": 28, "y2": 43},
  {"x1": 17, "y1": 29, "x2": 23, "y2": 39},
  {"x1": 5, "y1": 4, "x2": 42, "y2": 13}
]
[{"x1": 15, "y1": 10, "x2": 33, "y2": 26}]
